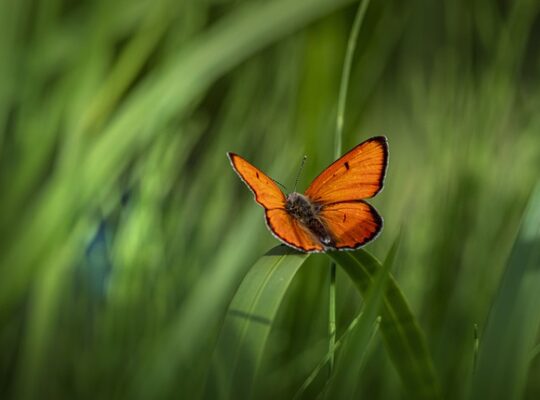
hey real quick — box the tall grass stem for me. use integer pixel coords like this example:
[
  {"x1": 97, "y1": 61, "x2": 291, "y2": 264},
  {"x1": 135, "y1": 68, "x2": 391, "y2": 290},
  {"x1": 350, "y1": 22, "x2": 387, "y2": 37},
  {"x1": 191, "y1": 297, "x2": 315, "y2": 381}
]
[{"x1": 328, "y1": 0, "x2": 371, "y2": 375}]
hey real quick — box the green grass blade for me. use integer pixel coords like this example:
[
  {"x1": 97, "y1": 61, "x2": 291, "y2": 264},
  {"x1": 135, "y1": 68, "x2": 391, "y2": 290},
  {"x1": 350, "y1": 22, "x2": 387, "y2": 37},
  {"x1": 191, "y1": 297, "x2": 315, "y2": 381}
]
[
  {"x1": 206, "y1": 246, "x2": 308, "y2": 400},
  {"x1": 328, "y1": 0, "x2": 371, "y2": 374},
  {"x1": 335, "y1": 0, "x2": 370, "y2": 157},
  {"x1": 294, "y1": 314, "x2": 379, "y2": 400},
  {"x1": 329, "y1": 249, "x2": 442, "y2": 400},
  {"x1": 130, "y1": 207, "x2": 269, "y2": 399},
  {"x1": 469, "y1": 182, "x2": 540, "y2": 400},
  {"x1": 325, "y1": 236, "x2": 399, "y2": 399}
]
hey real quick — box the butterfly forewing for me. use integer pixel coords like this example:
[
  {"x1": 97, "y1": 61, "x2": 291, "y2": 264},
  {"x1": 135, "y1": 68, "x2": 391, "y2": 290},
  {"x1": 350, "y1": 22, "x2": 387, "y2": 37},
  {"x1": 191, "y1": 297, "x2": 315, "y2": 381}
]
[
  {"x1": 228, "y1": 153, "x2": 286, "y2": 209},
  {"x1": 305, "y1": 136, "x2": 388, "y2": 203}
]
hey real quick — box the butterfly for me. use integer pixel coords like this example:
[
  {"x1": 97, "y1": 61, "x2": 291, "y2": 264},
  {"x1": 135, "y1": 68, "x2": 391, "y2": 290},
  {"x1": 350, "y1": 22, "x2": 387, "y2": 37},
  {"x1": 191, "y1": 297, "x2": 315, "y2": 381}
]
[{"x1": 227, "y1": 136, "x2": 388, "y2": 253}]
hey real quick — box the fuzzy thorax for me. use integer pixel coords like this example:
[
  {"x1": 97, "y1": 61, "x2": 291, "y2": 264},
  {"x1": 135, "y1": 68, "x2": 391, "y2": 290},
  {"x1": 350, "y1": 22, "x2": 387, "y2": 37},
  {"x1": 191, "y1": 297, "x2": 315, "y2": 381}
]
[{"x1": 285, "y1": 192, "x2": 335, "y2": 247}]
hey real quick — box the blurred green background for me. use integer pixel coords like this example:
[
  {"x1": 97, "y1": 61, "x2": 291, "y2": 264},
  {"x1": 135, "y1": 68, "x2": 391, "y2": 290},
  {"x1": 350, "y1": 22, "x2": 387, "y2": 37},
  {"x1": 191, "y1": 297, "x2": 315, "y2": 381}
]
[{"x1": 1, "y1": 0, "x2": 540, "y2": 398}]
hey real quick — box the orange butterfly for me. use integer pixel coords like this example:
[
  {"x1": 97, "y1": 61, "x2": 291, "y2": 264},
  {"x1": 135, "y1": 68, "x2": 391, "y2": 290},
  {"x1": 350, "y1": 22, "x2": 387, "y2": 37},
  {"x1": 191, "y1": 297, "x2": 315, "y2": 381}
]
[{"x1": 228, "y1": 136, "x2": 388, "y2": 253}]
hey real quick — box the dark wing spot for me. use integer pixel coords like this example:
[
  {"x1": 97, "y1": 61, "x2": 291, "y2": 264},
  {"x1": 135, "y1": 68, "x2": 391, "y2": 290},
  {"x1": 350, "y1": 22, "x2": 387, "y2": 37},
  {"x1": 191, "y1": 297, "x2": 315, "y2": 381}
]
[
  {"x1": 256, "y1": 172, "x2": 260, "y2": 179},
  {"x1": 344, "y1": 161, "x2": 350, "y2": 170},
  {"x1": 342, "y1": 213, "x2": 347, "y2": 222}
]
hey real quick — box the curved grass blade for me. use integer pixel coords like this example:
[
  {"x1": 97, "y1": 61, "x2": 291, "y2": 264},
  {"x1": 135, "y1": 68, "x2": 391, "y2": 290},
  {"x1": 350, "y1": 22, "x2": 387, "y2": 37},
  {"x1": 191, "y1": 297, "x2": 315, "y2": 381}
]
[
  {"x1": 325, "y1": 236, "x2": 398, "y2": 399},
  {"x1": 469, "y1": 182, "x2": 540, "y2": 400},
  {"x1": 293, "y1": 315, "x2": 380, "y2": 400},
  {"x1": 295, "y1": 237, "x2": 399, "y2": 399},
  {"x1": 205, "y1": 246, "x2": 308, "y2": 400},
  {"x1": 329, "y1": 0, "x2": 371, "y2": 374},
  {"x1": 329, "y1": 249, "x2": 442, "y2": 400},
  {"x1": 131, "y1": 209, "x2": 271, "y2": 399}
]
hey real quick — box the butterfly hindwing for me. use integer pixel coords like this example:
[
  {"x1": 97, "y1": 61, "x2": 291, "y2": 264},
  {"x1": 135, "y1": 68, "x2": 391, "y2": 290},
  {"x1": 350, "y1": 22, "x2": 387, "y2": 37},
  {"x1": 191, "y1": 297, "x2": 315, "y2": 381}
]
[
  {"x1": 305, "y1": 136, "x2": 388, "y2": 204},
  {"x1": 228, "y1": 152, "x2": 286, "y2": 209},
  {"x1": 265, "y1": 209, "x2": 325, "y2": 252},
  {"x1": 318, "y1": 200, "x2": 382, "y2": 250}
]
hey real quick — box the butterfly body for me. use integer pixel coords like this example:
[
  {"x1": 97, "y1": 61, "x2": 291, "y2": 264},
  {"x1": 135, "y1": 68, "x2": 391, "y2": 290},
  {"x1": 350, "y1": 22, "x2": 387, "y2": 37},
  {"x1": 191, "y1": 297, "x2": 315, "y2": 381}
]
[
  {"x1": 228, "y1": 136, "x2": 388, "y2": 253},
  {"x1": 285, "y1": 192, "x2": 335, "y2": 248}
]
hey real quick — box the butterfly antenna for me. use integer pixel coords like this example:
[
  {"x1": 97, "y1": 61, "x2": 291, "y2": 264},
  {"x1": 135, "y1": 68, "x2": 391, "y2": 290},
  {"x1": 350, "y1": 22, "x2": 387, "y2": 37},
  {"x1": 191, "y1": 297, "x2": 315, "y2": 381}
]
[
  {"x1": 272, "y1": 178, "x2": 288, "y2": 192},
  {"x1": 293, "y1": 155, "x2": 308, "y2": 192}
]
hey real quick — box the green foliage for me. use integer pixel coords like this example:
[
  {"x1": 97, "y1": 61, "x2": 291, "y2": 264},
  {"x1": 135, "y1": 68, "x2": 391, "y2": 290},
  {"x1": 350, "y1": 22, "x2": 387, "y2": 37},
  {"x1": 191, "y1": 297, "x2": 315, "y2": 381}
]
[
  {"x1": 1, "y1": 0, "x2": 540, "y2": 399},
  {"x1": 470, "y1": 183, "x2": 540, "y2": 400},
  {"x1": 325, "y1": 237, "x2": 398, "y2": 399},
  {"x1": 330, "y1": 248, "x2": 441, "y2": 399},
  {"x1": 206, "y1": 246, "x2": 308, "y2": 400}
]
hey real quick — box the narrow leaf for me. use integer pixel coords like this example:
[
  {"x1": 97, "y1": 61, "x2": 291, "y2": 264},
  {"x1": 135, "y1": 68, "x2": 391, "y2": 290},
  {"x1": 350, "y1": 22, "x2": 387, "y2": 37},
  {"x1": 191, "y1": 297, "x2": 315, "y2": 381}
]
[
  {"x1": 325, "y1": 235, "x2": 399, "y2": 399},
  {"x1": 206, "y1": 246, "x2": 308, "y2": 400},
  {"x1": 470, "y1": 182, "x2": 540, "y2": 399},
  {"x1": 329, "y1": 249, "x2": 442, "y2": 399}
]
